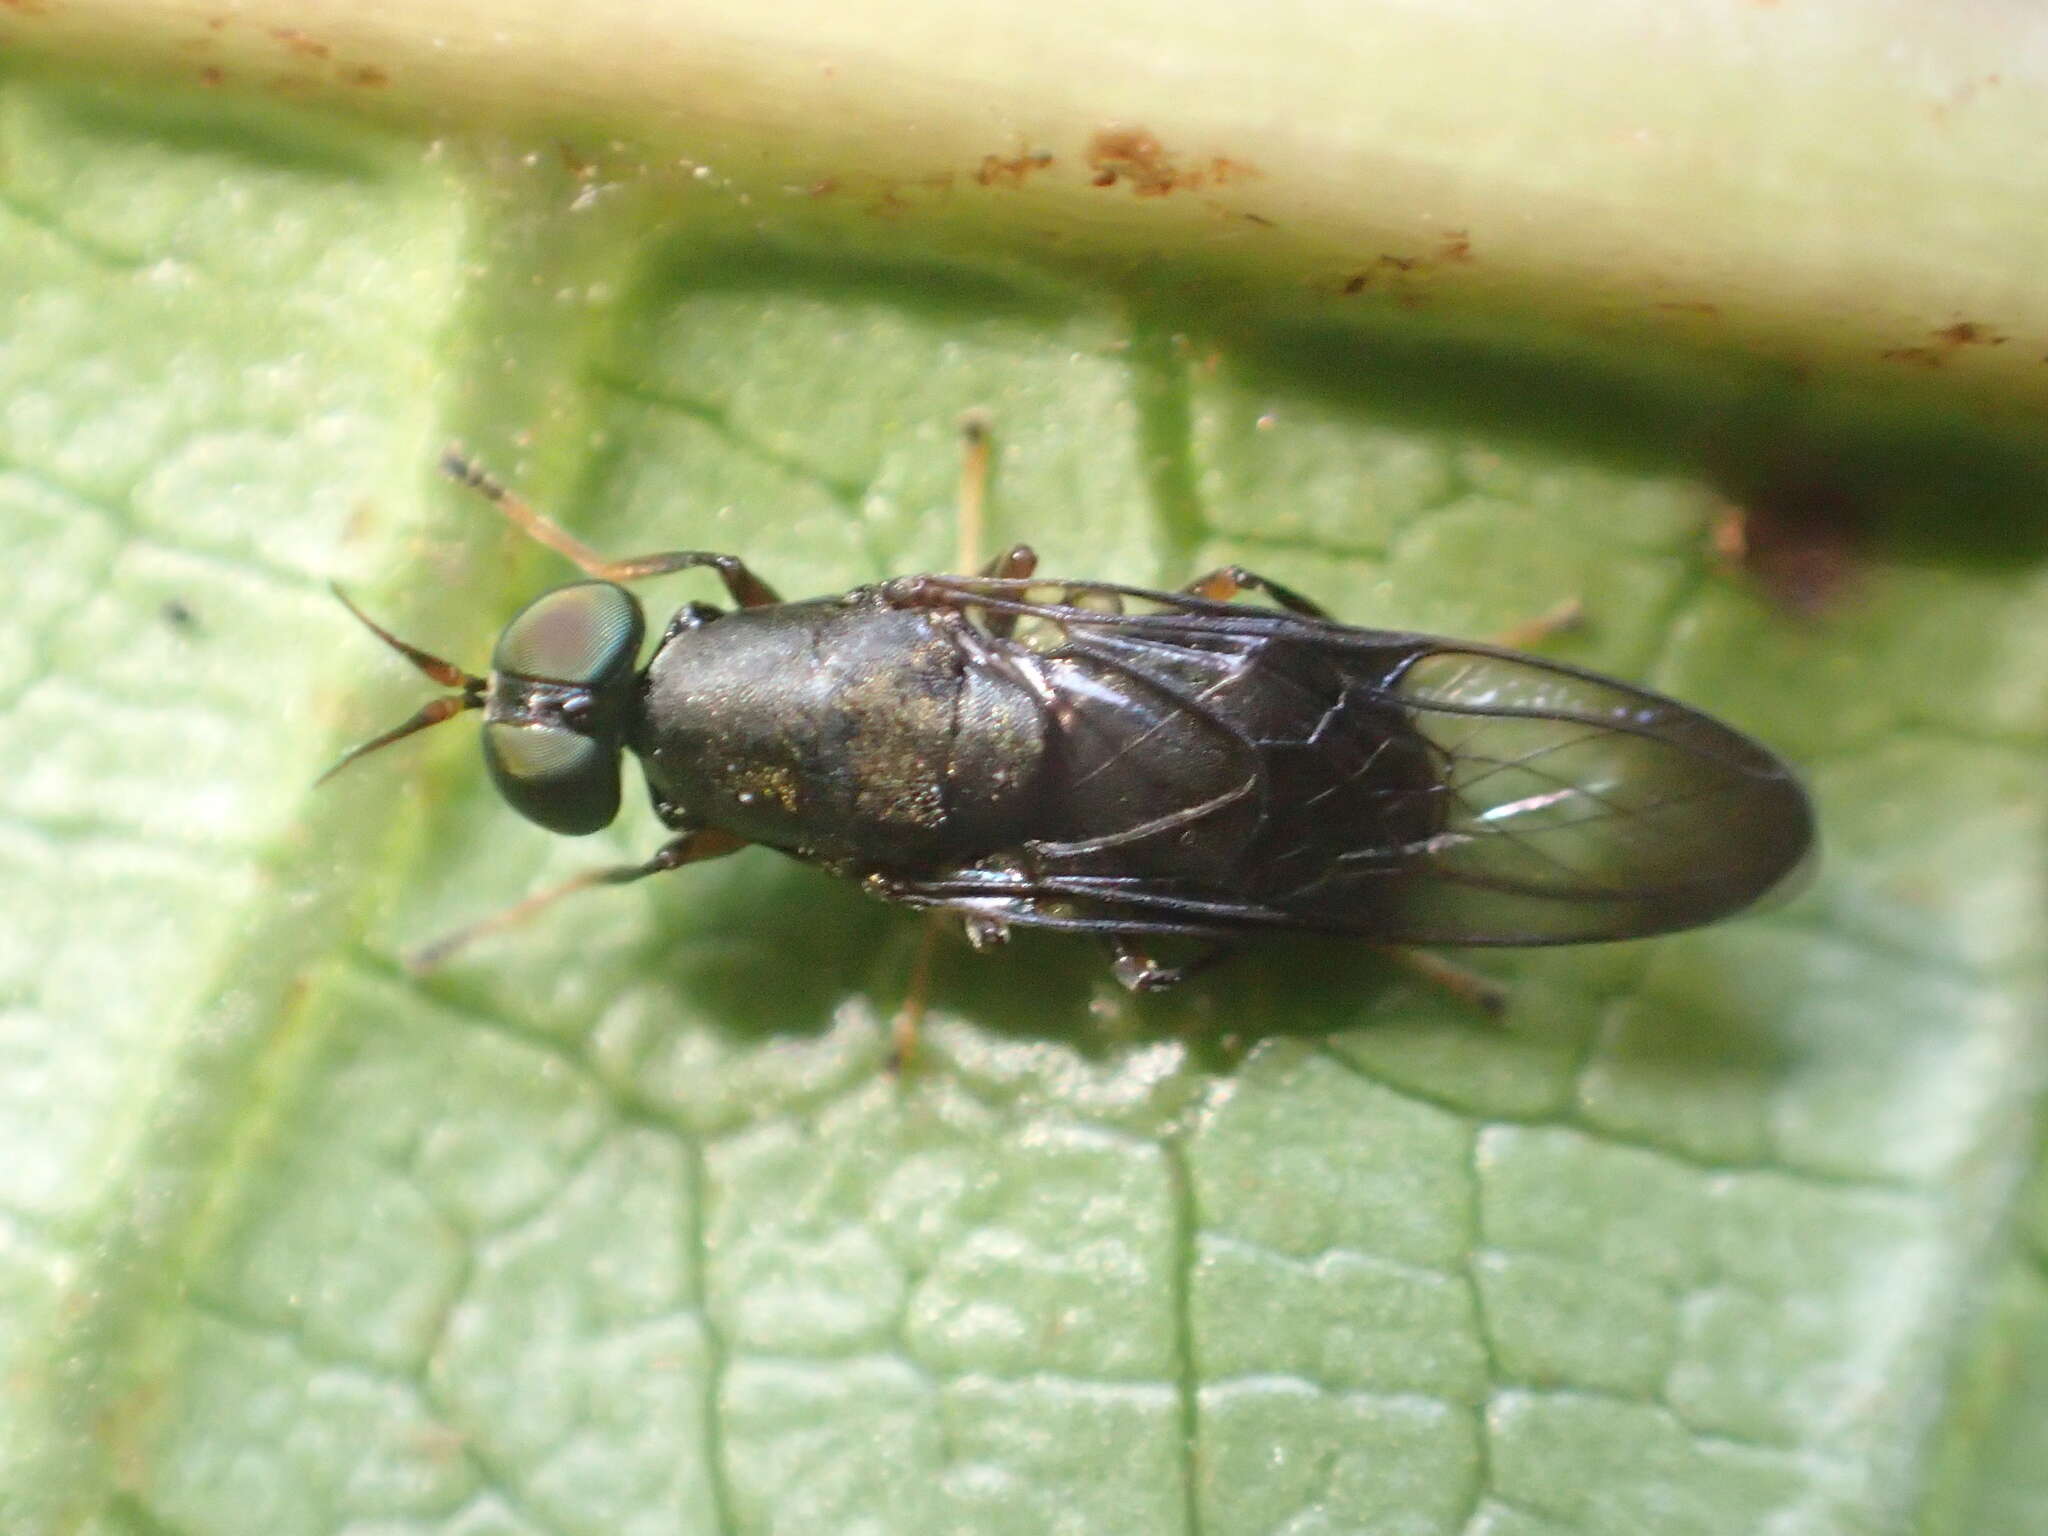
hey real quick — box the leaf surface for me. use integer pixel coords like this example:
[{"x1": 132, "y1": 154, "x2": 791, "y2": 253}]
[{"x1": 0, "y1": 62, "x2": 2043, "y2": 1536}]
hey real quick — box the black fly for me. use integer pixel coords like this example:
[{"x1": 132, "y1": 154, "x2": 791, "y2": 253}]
[{"x1": 327, "y1": 453, "x2": 1815, "y2": 995}]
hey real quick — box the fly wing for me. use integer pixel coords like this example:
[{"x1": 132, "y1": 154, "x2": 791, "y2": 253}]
[
  {"x1": 1340, "y1": 642, "x2": 1815, "y2": 944},
  {"x1": 891, "y1": 578, "x2": 1814, "y2": 946}
]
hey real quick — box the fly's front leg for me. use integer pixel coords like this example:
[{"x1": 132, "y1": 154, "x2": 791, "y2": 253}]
[
  {"x1": 1181, "y1": 565, "x2": 1333, "y2": 620},
  {"x1": 441, "y1": 450, "x2": 783, "y2": 607},
  {"x1": 404, "y1": 826, "x2": 748, "y2": 973}
]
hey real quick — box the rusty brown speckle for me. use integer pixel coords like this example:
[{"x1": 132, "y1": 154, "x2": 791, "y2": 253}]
[
  {"x1": 271, "y1": 27, "x2": 331, "y2": 59},
  {"x1": 1880, "y1": 346, "x2": 1944, "y2": 369},
  {"x1": 975, "y1": 152, "x2": 1054, "y2": 188},
  {"x1": 1088, "y1": 128, "x2": 1171, "y2": 194},
  {"x1": 1439, "y1": 230, "x2": 1473, "y2": 263},
  {"x1": 199, "y1": 65, "x2": 225, "y2": 87},
  {"x1": 350, "y1": 65, "x2": 389, "y2": 88},
  {"x1": 1086, "y1": 129, "x2": 1260, "y2": 198},
  {"x1": 1932, "y1": 320, "x2": 2006, "y2": 348},
  {"x1": 1655, "y1": 301, "x2": 1722, "y2": 317},
  {"x1": 1338, "y1": 253, "x2": 1424, "y2": 297}
]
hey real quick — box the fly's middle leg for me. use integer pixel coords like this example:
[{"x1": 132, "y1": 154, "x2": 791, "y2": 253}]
[
  {"x1": 1181, "y1": 565, "x2": 1333, "y2": 620},
  {"x1": 441, "y1": 450, "x2": 783, "y2": 607},
  {"x1": 954, "y1": 408, "x2": 994, "y2": 576},
  {"x1": 888, "y1": 410, "x2": 1024, "y2": 1070}
]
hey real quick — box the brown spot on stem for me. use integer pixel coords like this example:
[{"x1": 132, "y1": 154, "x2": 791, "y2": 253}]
[
  {"x1": 1931, "y1": 320, "x2": 2006, "y2": 347},
  {"x1": 271, "y1": 27, "x2": 331, "y2": 59},
  {"x1": 975, "y1": 152, "x2": 1054, "y2": 188},
  {"x1": 1086, "y1": 128, "x2": 1259, "y2": 197}
]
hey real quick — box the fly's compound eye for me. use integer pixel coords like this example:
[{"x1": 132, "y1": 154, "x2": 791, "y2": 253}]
[
  {"x1": 492, "y1": 581, "x2": 644, "y2": 686},
  {"x1": 484, "y1": 583, "x2": 645, "y2": 836},
  {"x1": 483, "y1": 721, "x2": 621, "y2": 834}
]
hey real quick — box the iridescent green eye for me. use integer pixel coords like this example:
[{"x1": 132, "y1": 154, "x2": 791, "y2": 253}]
[
  {"x1": 482, "y1": 722, "x2": 620, "y2": 835},
  {"x1": 493, "y1": 582, "x2": 644, "y2": 684}
]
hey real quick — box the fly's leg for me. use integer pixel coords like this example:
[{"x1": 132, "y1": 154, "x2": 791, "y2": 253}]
[
  {"x1": 1378, "y1": 946, "x2": 1509, "y2": 1018},
  {"x1": 889, "y1": 916, "x2": 943, "y2": 1074},
  {"x1": 404, "y1": 827, "x2": 748, "y2": 973},
  {"x1": 1181, "y1": 565, "x2": 1333, "y2": 620},
  {"x1": 1186, "y1": 561, "x2": 1583, "y2": 651},
  {"x1": 887, "y1": 413, "x2": 1032, "y2": 1068},
  {"x1": 956, "y1": 407, "x2": 1036, "y2": 634},
  {"x1": 980, "y1": 545, "x2": 1037, "y2": 579},
  {"x1": 1488, "y1": 598, "x2": 1584, "y2": 651},
  {"x1": 1108, "y1": 935, "x2": 1229, "y2": 993},
  {"x1": 955, "y1": 408, "x2": 994, "y2": 575},
  {"x1": 975, "y1": 543, "x2": 1038, "y2": 639},
  {"x1": 441, "y1": 450, "x2": 783, "y2": 607}
]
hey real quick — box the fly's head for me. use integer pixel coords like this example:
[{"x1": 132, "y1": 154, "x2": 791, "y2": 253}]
[{"x1": 325, "y1": 581, "x2": 647, "y2": 836}]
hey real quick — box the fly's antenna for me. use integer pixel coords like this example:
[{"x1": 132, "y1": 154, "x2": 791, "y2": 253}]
[{"x1": 320, "y1": 583, "x2": 486, "y2": 784}]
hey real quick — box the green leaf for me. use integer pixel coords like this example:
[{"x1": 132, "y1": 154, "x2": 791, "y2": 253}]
[{"x1": 1, "y1": 51, "x2": 2043, "y2": 1536}]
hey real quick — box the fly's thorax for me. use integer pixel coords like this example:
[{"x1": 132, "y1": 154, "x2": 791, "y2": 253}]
[{"x1": 633, "y1": 595, "x2": 1048, "y2": 864}]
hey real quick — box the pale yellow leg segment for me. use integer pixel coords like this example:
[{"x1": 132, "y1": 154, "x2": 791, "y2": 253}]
[
  {"x1": 1378, "y1": 947, "x2": 1509, "y2": 1017},
  {"x1": 954, "y1": 408, "x2": 993, "y2": 576},
  {"x1": 440, "y1": 449, "x2": 783, "y2": 607},
  {"x1": 889, "y1": 411, "x2": 1008, "y2": 1068},
  {"x1": 1181, "y1": 564, "x2": 1333, "y2": 619},
  {"x1": 1490, "y1": 598, "x2": 1585, "y2": 651},
  {"x1": 405, "y1": 828, "x2": 746, "y2": 973}
]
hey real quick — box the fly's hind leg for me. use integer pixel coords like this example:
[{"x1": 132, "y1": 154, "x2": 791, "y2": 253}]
[
  {"x1": 404, "y1": 827, "x2": 747, "y2": 973},
  {"x1": 1184, "y1": 564, "x2": 1583, "y2": 651},
  {"x1": 1377, "y1": 947, "x2": 1509, "y2": 1018},
  {"x1": 441, "y1": 450, "x2": 783, "y2": 607},
  {"x1": 1109, "y1": 935, "x2": 1229, "y2": 993},
  {"x1": 1181, "y1": 565, "x2": 1333, "y2": 620},
  {"x1": 1488, "y1": 599, "x2": 1584, "y2": 651}
]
